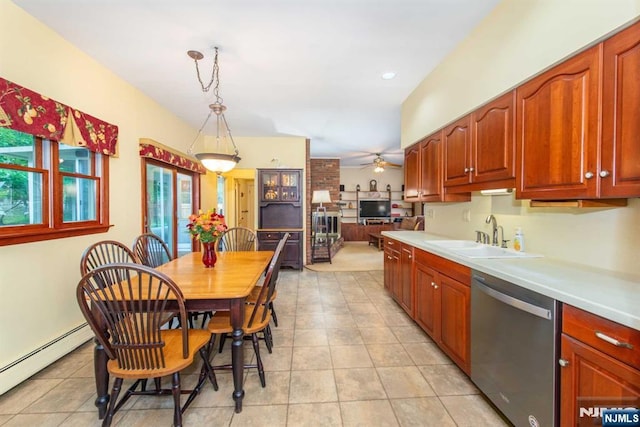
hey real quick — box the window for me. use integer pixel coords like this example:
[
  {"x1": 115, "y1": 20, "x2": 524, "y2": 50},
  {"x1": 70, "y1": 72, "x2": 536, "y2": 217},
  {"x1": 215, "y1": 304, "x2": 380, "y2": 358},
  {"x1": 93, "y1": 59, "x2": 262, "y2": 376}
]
[{"x1": 0, "y1": 127, "x2": 109, "y2": 245}]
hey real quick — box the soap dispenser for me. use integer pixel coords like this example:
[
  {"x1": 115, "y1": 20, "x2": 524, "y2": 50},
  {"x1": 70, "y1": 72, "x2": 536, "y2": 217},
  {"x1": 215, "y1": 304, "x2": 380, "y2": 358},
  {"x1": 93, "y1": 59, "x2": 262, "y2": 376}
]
[{"x1": 513, "y1": 227, "x2": 525, "y2": 252}]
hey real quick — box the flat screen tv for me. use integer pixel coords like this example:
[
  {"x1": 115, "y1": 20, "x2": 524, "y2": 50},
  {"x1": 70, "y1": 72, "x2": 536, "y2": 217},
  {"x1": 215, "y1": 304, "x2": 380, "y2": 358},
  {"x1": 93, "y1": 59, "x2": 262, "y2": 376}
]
[{"x1": 359, "y1": 199, "x2": 391, "y2": 219}]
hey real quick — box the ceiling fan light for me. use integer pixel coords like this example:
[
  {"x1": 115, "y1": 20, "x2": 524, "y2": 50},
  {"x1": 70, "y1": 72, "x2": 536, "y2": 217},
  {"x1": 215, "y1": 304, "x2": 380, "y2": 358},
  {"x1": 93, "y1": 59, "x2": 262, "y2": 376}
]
[{"x1": 374, "y1": 165, "x2": 385, "y2": 173}]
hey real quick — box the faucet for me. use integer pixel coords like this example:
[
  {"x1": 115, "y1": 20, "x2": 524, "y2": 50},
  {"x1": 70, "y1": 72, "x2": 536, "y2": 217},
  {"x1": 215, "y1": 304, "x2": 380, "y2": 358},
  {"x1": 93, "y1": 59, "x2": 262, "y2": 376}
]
[{"x1": 485, "y1": 214, "x2": 499, "y2": 246}]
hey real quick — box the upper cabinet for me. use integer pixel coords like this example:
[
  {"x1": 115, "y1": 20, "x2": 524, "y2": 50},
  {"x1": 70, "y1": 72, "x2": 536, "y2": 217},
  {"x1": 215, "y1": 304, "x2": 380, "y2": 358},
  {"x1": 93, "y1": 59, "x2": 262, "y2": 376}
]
[
  {"x1": 258, "y1": 169, "x2": 301, "y2": 204},
  {"x1": 601, "y1": 20, "x2": 640, "y2": 198},
  {"x1": 443, "y1": 115, "x2": 472, "y2": 188},
  {"x1": 404, "y1": 131, "x2": 470, "y2": 203},
  {"x1": 516, "y1": 45, "x2": 601, "y2": 200}
]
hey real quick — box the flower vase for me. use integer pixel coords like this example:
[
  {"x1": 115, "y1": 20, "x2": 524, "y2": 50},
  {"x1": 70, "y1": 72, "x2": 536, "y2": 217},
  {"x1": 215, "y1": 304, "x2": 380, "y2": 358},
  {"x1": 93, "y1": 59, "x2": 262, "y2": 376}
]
[{"x1": 201, "y1": 242, "x2": 217, "y2": 268}]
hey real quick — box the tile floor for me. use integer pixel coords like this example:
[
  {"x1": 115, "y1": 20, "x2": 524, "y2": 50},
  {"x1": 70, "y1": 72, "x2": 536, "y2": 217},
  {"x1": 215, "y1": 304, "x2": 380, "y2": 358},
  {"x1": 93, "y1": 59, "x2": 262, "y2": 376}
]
[{"x1": 0, "y1": 269, "x2": 510, "y2": 426}]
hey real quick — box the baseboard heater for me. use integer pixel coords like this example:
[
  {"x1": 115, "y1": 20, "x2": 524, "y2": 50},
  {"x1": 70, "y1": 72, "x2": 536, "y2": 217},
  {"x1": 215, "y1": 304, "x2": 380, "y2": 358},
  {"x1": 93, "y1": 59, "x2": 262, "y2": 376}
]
[{"x1": 0, "y1": 323, "x2": 94, "y2": 395}]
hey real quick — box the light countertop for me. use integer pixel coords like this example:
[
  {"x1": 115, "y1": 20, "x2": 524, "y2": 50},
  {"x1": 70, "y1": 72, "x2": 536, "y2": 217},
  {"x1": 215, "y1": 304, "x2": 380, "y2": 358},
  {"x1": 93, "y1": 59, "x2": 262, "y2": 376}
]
[{"x1": 382, "y1": 230, "x2": 640, "y2": 331}]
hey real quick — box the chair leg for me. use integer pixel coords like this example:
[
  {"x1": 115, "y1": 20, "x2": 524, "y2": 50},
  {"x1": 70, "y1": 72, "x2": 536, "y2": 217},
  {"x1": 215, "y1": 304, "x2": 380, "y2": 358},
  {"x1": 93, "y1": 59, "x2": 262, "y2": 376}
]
[
  {"x1": 200, "y1": 311, "x2": 213, "y2": 328},
  {"x1": 270, "y1": 301, "x2": 278, "y2": 327},
  {"x1": 252, "y1": 333, "x2": 266, "y2": 387},
  {"x1": 172, "y1": 372, "x2": 182, "y2": 427},
  {"x1": 264, "y1": 325, "x2": 273, "y2": 353},
  {"x1": 218, "y1": 333, "x2": 228, "y2": 353},
  {"x1": 199, "y1": 347, "x2": 218, "y2": 391},
  {"x1": 102, "y1": 377, "x2": 123, "y2": 427}
]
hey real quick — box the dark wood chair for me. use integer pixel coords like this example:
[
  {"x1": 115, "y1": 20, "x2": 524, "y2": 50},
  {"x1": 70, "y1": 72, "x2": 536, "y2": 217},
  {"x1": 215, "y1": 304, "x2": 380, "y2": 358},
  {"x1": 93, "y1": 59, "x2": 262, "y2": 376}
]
[
  {"x1": 207, "y1": 233, "x2": 289, "y2": 387},
  {"x1": 132, "y1": 232, "x2": 172, "y2": 268},
  {"x1": 76, "y1": 262, "x2": 217, "y2": 427},
  {"x1": 80, "y1": 240, "x2": 138, "y2": 275},
  {"x1": 216, "y1": 226, "x2": 257, "y2": 252}
]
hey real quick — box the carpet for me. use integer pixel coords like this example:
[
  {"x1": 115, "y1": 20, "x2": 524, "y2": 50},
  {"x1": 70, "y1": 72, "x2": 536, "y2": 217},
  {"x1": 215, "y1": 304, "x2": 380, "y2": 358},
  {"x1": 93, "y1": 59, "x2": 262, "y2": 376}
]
[{"x1": 306, "y1": 241, "x2": 383, "y2": 272}]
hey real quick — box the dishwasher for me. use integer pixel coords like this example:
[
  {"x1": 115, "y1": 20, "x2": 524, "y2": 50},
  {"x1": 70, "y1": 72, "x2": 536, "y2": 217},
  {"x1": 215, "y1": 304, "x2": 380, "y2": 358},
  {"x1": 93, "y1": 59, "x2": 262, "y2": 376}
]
[{"x1": 471, "y1": 270, "x2": 559, "y2": 427}]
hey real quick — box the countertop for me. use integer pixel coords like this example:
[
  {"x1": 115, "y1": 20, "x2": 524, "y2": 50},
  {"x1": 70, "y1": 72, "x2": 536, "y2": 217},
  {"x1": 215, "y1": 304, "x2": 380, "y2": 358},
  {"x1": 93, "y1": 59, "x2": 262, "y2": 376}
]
[{"x1": 382, "y1": 230, "x2": 640, "y2": 331}]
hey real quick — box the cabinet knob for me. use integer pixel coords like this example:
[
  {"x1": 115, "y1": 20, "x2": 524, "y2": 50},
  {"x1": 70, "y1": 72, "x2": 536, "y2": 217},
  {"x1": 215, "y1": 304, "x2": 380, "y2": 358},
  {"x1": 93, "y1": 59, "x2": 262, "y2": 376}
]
[
  {"x1": 464, "y1": 167, "x2": 469, "y2": 173},
  {"x1": 599, "y1": 170, "x2": 611, "y2": 178},
  {"x1": 584, "y1": 171, "x2": 594, "y2": 179},
  {"x1": 408, "y1": 255, "x2": 412, "y2": 259},
  {"x1": 558, "y1": 358, "x2": 570, "y2": 367},
  {"x1": 469, "y1": 167, "x2": 475, "y2": 172},
  {"x1": 434, "y1": 285, "x2": 438, "y2": 289},
  {"x1": 387, "y1": 256, "x2": 392, "y2": 260}
]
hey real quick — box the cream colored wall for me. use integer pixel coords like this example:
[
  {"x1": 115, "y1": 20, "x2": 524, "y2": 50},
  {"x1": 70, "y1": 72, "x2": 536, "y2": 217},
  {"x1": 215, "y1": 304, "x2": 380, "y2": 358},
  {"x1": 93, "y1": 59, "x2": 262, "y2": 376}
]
[
  {"x1": 0, "y1": 1, "x2": 289, "y2": 384},
  {"x1": 339, "y1": 166, "x2": 404, "y2": 193},
  {"x1": 402, "y1": 0, "x2": 640, "y2": 276}
]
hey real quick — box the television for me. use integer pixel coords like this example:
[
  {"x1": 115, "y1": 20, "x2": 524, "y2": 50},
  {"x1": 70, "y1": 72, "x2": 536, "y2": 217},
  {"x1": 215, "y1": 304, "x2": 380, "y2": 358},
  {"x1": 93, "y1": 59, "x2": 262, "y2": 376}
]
[{"x1": 359, "y1": 199, "x2": 391, "y2": 219}]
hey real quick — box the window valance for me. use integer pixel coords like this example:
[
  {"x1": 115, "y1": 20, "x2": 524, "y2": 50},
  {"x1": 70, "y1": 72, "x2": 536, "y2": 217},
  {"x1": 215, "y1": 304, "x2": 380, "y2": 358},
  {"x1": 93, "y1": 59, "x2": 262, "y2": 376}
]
[
  {"x1": 139, "y1": 138, "x2": 206, "y2": 174},
  {"x1": 0, "y1": 78, "x2": 118, "y2": 156}
]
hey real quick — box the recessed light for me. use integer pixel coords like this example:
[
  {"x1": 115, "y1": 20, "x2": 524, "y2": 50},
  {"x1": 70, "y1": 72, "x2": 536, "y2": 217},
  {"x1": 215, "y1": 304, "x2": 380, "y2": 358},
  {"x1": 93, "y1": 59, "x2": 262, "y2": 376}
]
[{"x1": 381, "y1": 72, "x2": 396, "y2": 80}]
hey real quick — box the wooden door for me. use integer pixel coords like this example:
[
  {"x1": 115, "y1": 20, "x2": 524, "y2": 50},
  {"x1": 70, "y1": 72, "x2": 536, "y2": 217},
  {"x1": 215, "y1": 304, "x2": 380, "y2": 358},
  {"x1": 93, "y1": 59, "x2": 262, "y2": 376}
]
[
  {"x1": 420, "y1": 132, "x2": 443, "y2": 201},
  {"x1": 399, "y1": 245, "x2": 414, "y2": 316},
  {"x1": 516, "y1": 45, "x2": 600, "y2": 200},
  {"x1": 414, "y1": 262, "x2": 439, "y2": 339},
  {"x1": 403, "y1": 144, "x2": 421, "y2": 201},
  {"x1": 601, "y1": 21, "x2": 640, "y2": 198},
  {"x1": 559, "y1": 334, "x2": 640, "y2": 426},
  {"x1": 471, "y1": 91, "x2": 516, "y2": 187},
  {"x1": 443, "y1": 115, "x2": 472, "y2": 187},
  {"x1": 438, "y1": 274, "x2": 470, "y2": 374}
]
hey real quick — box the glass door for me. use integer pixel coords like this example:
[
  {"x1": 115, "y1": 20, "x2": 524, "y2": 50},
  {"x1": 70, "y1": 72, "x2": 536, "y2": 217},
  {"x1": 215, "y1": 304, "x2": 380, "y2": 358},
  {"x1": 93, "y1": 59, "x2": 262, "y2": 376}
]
[{"x1": 143, "y1": 160, "x2": 198, "y2": 258}]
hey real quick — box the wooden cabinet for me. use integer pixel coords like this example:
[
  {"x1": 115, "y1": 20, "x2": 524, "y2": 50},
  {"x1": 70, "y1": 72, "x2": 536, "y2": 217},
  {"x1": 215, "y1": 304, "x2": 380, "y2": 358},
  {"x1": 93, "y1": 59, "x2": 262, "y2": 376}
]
[
  {"x1": 445, "y1": 92, "x2": 516, "y2": 191},
  {"x1": 257, "y1": 230, "x2": 302, "y2": 270},
  {"x1": 404, "y1": 131, "x2": 470, "y2": 203},
  {"x1": 517, "y1": 46, "x2": 601, "y2": 200},
  {"x1": 258, "y1": 169, "x2": 301, "y2": 203},
  {"x1": 559, "y1": 304, "x2": 640, "y2": 425},
  {"x1": 601, "y1": 20, "x2": 640, "y2": 198},
  {"x1": 412, "y1": 249, "x2": 471, "y2": 374},
  {"x1": 341, "y1": 222, "x2": 393, "y2": 241},
  {"x1": 383, "y1": 238, "x2": 414, "y2": 317}
]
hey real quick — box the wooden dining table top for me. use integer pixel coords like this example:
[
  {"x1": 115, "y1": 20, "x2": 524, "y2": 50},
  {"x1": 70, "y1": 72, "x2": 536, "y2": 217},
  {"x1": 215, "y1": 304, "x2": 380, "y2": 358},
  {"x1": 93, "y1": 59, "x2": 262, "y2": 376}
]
[{"x1": 154, "y1": 251, "x2": 273, "y2": 300}]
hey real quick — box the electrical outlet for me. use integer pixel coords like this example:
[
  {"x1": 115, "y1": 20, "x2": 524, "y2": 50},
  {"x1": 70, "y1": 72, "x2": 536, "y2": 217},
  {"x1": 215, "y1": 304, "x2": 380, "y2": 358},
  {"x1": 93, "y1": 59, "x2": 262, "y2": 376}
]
[
  {"x1": 426, "y1": 209, "x2": 435, "y2": 219},
  {"x1": 463, "y1": 209, "x2": 471, "y2": 222}
]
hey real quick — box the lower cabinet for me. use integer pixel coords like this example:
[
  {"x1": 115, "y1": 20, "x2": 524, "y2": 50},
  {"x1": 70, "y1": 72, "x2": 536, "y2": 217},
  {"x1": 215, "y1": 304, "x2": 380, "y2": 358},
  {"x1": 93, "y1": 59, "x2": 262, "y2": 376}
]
[
  {"x1": 384, "y1": 237, "x2": 414, "y2": 317},
  {"x1": 257, "y1": 230, "x2": 302, "y2": 270},
  {"x1": 559, "y1": 304, "x2": 640, "y2": 426},
  {"x1": 399, "y1": 246, "x2": 471, "y2": 374}
]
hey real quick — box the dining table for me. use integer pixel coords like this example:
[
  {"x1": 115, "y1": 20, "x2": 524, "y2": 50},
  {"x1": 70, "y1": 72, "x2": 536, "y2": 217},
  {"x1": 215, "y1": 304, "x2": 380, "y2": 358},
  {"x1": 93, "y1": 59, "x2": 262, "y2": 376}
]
[{"x1": 91, "y1": 250, "x2": 274, "y2": 417}]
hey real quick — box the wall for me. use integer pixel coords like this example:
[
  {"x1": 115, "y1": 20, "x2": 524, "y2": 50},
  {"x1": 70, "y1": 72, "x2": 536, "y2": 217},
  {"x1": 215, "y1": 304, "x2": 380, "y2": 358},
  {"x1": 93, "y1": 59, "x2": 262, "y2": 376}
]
[
  {"x1": 402, "y1": 0, "x2": 640, "y2": 276},
  {"x1": 310, "y1": 158, "x2": 341, "y2": 210},
  {"x1": 0, "y1": 3, "x2": 309, "y2": 393}
]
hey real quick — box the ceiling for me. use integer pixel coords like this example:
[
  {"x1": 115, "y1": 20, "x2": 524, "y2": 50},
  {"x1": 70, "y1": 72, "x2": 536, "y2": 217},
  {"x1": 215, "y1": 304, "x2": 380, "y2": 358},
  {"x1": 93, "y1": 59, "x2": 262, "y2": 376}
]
[{"x1": 13, "y1": 0, "x2": 500, "y2": 167}]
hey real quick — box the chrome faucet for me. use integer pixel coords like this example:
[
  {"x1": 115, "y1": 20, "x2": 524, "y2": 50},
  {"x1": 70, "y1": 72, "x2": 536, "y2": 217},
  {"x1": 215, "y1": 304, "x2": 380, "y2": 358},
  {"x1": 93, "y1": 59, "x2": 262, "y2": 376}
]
[{"x1": 485, "y1": 214, "x2": 499, "y2": 246}]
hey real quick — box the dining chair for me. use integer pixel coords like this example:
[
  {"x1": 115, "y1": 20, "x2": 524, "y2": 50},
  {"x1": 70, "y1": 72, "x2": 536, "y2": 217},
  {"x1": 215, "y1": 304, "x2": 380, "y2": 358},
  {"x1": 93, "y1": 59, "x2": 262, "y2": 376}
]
[
  {"x1": 216, "y1": 226, "x2": 257, "y2": 252},
  {"x1": 80, "y1": 240, "x2": 139, "y2": 276},
  {"x1": 207, "y1": 233, "x2": 289, "y2": 387},
  {"x1": 76, "y1": 262, "x2": 217, "y2": 427},
  {"x1": 132, "y1": 232, "x2": 173, "y2": 268}
]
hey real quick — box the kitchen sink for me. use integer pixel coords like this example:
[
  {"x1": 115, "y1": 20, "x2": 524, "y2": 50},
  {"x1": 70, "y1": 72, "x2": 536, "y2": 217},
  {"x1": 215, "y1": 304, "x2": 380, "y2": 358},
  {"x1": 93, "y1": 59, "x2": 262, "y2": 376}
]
[
  {"x1": 427, "y1": 240, "x2": 483, "y2": 249},
  {"x1": 452, "y1": 245, "x2": 543, "y2": 259}
]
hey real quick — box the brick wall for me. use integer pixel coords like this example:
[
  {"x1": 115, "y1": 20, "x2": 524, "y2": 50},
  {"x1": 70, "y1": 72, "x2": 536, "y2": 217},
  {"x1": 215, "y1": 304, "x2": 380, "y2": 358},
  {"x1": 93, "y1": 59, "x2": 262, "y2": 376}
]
[{"x1": 309, "y1": 158, "x2": 340, "y2": 209}]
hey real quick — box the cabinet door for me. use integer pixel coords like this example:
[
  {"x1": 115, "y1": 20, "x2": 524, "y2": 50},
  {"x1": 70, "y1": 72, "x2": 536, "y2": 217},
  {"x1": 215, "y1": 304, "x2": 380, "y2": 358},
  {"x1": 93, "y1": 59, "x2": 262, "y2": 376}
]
[
  {"x1": 399, "y1": 245, "x2": 414, "y2": 316},
  {"x1": 439, "y1": 274, "x2": 470, "y2": 374},
  {"x1": 443, "y1": 115, "x2": 472, "y2": 187},
  {"x1": 414, "y1": 262, "x2": 439, "y2": 339},
  {"x1": 517, "y1": 46, "x2": 600, "y2": 200},
  {"x1": 601, "y1": 21, "x2": 640, "y2": 198},
  {"x1": 420, "y1": 132, "x2": 443, "y2": 201},
  {"x1": 279, "y1": 170, "x2": 300, "y2": 202},
  {"x1": 260, "y1": 170, "x2": 280, "y2": 202},
  {"x1": 404, "y1": 145, "x2": 421, "y2": 201},
  {"x1": 560, "y1": 334, "x2": 640, "y2": 426},
  {"x1": 384, "y1": 246, "x2": 400, "y2": 298},
  {"x1": 471, "y1": 91, "x2": 516, "y2": 187}
]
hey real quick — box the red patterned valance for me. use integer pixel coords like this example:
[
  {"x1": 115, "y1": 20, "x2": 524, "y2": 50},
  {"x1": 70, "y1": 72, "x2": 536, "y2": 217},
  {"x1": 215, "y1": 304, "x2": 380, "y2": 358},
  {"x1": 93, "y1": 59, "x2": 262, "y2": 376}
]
[
  {"x1": 0, "y1": 78, "x2": 118, "y2": 156},
  {"x1": 139, "y1": 138, "x2": 206, "y2": 174}
]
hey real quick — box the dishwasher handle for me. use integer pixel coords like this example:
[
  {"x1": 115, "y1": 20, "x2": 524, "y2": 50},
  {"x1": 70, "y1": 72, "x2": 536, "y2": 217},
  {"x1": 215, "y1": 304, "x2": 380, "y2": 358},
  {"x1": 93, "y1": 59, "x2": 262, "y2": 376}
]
[{"x1": 474, "y1": 280, "x2": 552, "y2": 320}]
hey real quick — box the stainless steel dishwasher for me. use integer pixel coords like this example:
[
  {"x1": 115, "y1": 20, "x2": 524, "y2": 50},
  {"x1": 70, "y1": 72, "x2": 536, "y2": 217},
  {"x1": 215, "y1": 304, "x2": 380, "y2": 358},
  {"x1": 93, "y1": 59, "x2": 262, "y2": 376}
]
[{"x1": 471, "y1": 270, "x2": 559, "y2": 427}]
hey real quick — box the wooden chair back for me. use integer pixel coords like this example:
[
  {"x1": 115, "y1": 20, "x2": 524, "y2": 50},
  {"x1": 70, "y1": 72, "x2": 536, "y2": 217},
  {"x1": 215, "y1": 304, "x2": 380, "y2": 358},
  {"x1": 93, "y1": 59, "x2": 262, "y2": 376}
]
[
  {"x1": 247, "y1": 233, "x2": 289, "y2": 327},
  {"x1": 132, "y1": 233, "x2": 173, "y2": 268},
  {"x1": 80, "y1": 240, "x2": 138, "y2": 275},
  {"x1": 76, "y1": 262, "x2": 190, "y2": 367},
  {"x1": 216, "y1": 227, "x2": 257, "y2": 252}
]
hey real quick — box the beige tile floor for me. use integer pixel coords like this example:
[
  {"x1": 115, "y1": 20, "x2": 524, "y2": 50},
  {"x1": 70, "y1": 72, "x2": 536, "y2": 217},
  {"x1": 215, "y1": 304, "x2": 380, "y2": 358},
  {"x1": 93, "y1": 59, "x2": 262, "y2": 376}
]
[{"x1": 0, "y1": 269, "x2": 511, "y2": 426}]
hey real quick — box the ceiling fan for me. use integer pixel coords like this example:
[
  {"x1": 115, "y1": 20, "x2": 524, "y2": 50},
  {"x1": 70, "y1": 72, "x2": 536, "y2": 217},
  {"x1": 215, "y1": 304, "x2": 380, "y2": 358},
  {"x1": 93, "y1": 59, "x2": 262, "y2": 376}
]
[{"x1": 360, "y1": 153, "x2": 402, "y2": 173}]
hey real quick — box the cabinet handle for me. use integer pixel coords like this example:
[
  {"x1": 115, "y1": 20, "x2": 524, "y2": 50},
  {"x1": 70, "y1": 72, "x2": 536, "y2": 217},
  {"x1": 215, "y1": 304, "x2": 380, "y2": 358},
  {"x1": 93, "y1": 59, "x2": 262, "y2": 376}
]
[
  {"x1": 469, "y1": 167, "x2": 475, "y2": 172},
  {"x1": 584, "y1": 171, "x2": 594, "y2": 179},
  {"x1": 387, "y1": 256, "x2": 392, "y2": 260},
  {"x1": 387, "y1": 242, "x2": 394, "y2": 245},
  {"x1": 408, "y1": 255, "x2": 412, "y2": 259},
  {"x1": 464, "y1": 167, "x2": 469, "y2": 173},
  {"x1": 431, "y1": 282, "x2": 436, "y2": 287},
  {"x1": 434, "y1": 285, "x2": 438, "y2": 289},
  {"x1": 558, "y1": 358, "x2": 570, "y2": 367},
  {"x1": 599, "y1": 170, "x2": 611, "y2": 178},
  {"x1": 595, "y1": 331, "x2": 634, "y2": 349}
]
